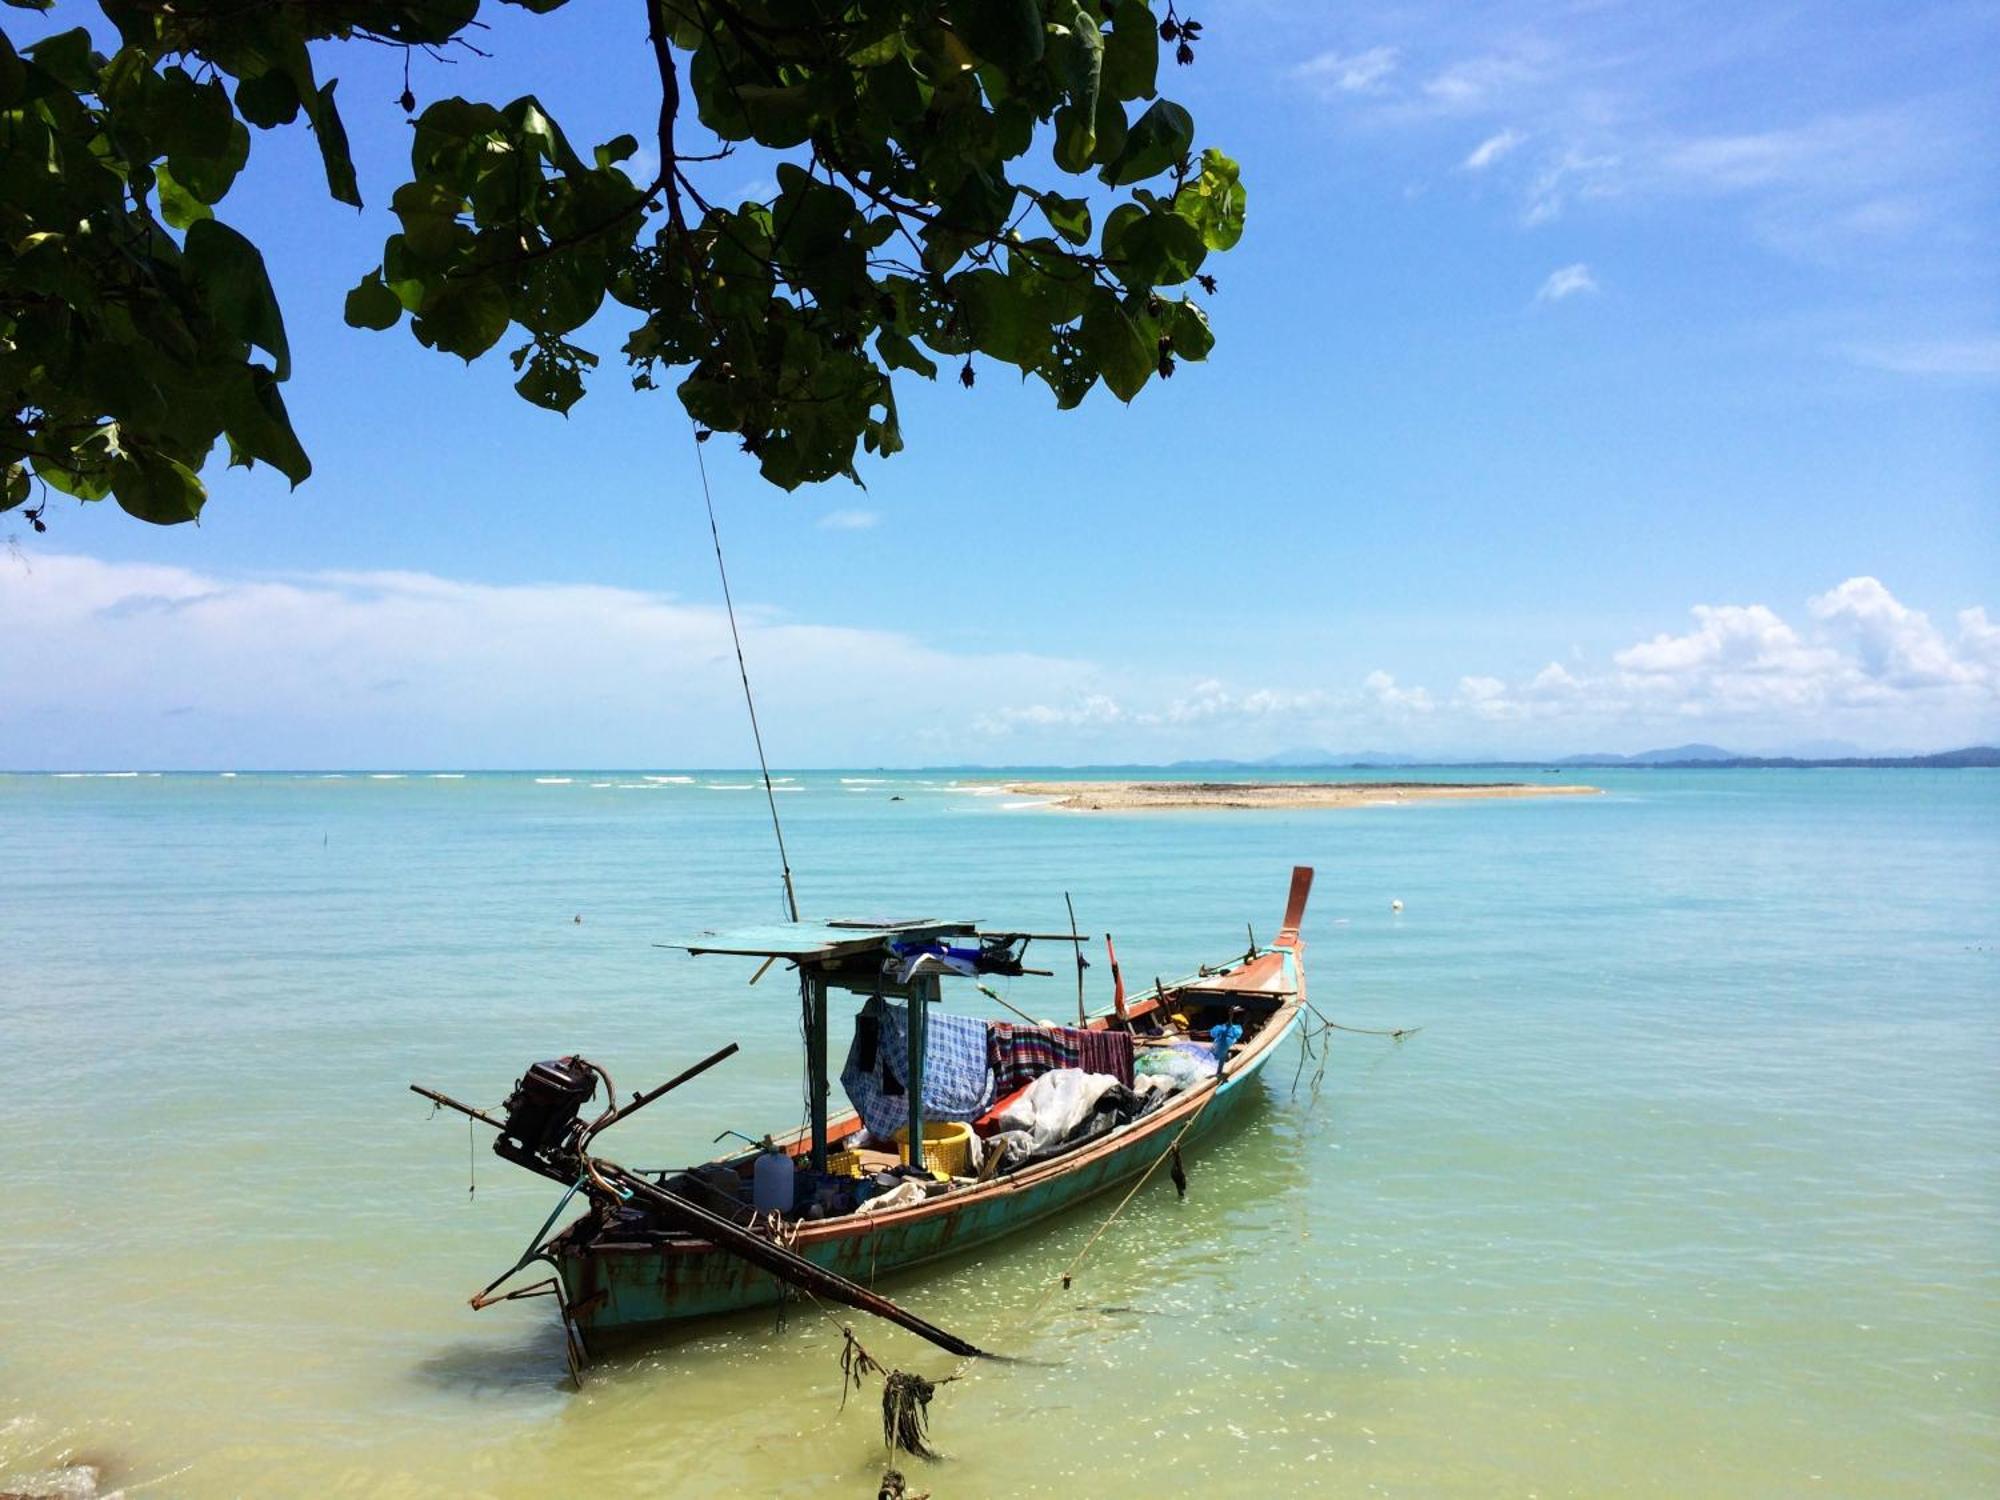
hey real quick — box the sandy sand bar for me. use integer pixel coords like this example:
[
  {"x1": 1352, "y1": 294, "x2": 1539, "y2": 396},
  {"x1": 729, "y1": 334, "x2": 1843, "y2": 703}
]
[{"x1": 994, "y1": 780, "x2": 1603, "y2": 811}]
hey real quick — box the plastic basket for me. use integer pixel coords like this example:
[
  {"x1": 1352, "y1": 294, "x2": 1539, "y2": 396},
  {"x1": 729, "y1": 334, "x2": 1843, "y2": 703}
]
[{"x1": 892, "y1": 1121, "x2": 974, "y2": 1179}]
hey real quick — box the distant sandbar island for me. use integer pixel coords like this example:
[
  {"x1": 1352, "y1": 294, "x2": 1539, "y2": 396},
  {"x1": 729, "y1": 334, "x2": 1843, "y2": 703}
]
[{"x1": 997, "y1": 780, "x2": 1604, "y2": 811}]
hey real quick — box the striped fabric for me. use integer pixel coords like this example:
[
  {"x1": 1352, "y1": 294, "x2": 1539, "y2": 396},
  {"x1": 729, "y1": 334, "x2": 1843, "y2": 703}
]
[{"x1": 986, "y1": 1022, "x2": 1134, "y2": 1092}]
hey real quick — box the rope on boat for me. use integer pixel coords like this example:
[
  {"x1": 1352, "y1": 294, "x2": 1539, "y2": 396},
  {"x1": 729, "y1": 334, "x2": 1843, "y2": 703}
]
[{"x1": 1292, "y1": 998, "x2": 1421, "y2": 1101}]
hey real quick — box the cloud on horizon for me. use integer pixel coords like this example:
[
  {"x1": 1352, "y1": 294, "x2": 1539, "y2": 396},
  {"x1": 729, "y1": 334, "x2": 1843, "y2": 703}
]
[
  {"x1": 977, "y1": 578, "x2": 1998, "y2": 756},
  {"x1": 1, "y1": 555, "x2": 1991, "y2": 766},
  {"x1": 0, "y1": 551, "x2": 1094, "y2": 768}
]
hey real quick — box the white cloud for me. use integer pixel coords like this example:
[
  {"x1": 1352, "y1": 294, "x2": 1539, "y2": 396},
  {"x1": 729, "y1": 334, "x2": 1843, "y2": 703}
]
[
  {"x1": 977, "y1": 680, "x2": 1328, "y2": 738},
  {"x1": 1293, "y1": 46, "x2": 1400, "y2": 94},
  {"x1": 0, "y1": 552, "x2": 1091, "y2": 768},
  {"x1": 1659, "y1": 115, "x2": 1894, "y2": 194},
  {"x1": 1536, "y1": 263, "x2": 1599, "y2": 302},
  {"x1": 1337, "y1": 580, "x2": 1994, "y2": 750},
  {"x1": 1847, "y1": 338, "x2": 2000, "y2": 377},
  {"x1": 1529, "y1": 662, "x2": 1582, "y2": 695},
  {"x1": 817, "y1": 509, "x2": 880, "y2": 530},
  {"x1": 1363, "y1": 670, "x2": 1433, "y2": 713},
  {"x1": 1522, "y1": 147, "x2": 1620, "y2": 225},
  {"x1": 1958, "y1": 606, "x2": 2000, "y2": 666},
  {"x1": 8, "y1": 556, "x2": 1991, "y2": 766},
  {"x1": 1807, "y1": 576, "x2": 1982, "y2": 690},
  {"x1": 1280, "y1": 4, "x2": 1983, "y2": 284},
  {"x1": 1420, "y1": 48, "x2": 1551, "y2": 113},
  {"x1": 1601, "y1": 580, "x2": 1994, "y2": 726},
  {"x1": 1457, "y1": 674, "x2": 1524, "y2": 721},
  {"x1": 975, "y1": 695, "x2": 1126, "y2": 734},
  {"x1": 1462, "y1": 128, "x2": 1526, "y2": 170}
]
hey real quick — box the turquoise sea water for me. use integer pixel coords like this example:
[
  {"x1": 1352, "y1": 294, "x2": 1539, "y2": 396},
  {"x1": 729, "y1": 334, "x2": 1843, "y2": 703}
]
[{"x1": 1, "y1": 768, "x2": 1994, "y2": 1497}]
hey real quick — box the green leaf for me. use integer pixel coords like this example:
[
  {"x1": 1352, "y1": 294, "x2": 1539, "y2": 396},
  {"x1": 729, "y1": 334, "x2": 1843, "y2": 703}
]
[
  {"x1": 772, "y1": 163, "x2": 857, "y2": 256},
  {"x1": 593, "y1": 133, "x2": 638, "y2": 169},
  {"x1": 184, "y1": 218, "x2": 292, "y2": 379},
  {"x1": 513, "y1": 347, "x2": 587, "y2": 413},
  {"x1": 219, "y1": 365, "x2": 311, "y2": 485},
  {"x1": 1039, "y1": 193, "x2": 1092, "y2": 246},
  {"x1": 111, "y1": 450, "x2": 206, "y2": 525},
  {"x1": 1162, "y1": 297, "x2": 1213, "y2": 361},
  {"x1": 306, "y1": 79, "x2": 361, "y2": 207},
  {"x1": 515, "y1": 254, "x2": 607, "y2": 336},
  {"x1": 1101, "y1": 98, "x2": 1193, "y2": 186},
  {"x1": 1101, "y1": 2, "x2": 1159, "y2": 102},
  {"x1": 1110, "y1": 204, "x2": 1206, "y2": 287},
  {"x1": 945, "y1": 0, "x2": 1045, "y2": 73},
  {"x1": 344, "y1": 273, "x2": 403, "y2": 331},
  {"x1": 1079, "y1": 287, "x2": 1153, "y2": 401},
  {"x1": 235, "y1": 69, "x2": 301, "y2": 129},
  {"x1": 1050, "y1": 0, "x2": 1104, "y2": 172},
  {"x1": 24, "y1": 27, "x2": 95, "y2": 91},
  {"x1": 169, "y1": 118, "x2": 250, "y2": 204},
  {"x1": 1175, "y1": 148, "x2": 1246, "y2": 250},
  {"x1": 391, "y1": 179, "x2": 471, "y2": 263},
  {"x1": 154, "y1": 162, "x2": 214, "y2": 230},
  {"x1": 504, "y1": 96, "x2": 585, "y2": 173},
  {"x1": 413, "y1": 278, "x2": 511, "y2": 361},
  {"x1": 736, "y1": 81, "x2": 819, "y2": 149},
  {"x1": 952, "y1": 268, "x2": 1035, "y2": 364},
  {"x1": 875, "y1": 328, "x2": 938, "y2": 379}
]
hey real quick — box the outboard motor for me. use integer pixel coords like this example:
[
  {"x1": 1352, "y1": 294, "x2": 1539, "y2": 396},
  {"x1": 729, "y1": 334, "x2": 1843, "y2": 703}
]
[{"x1": 493, "y1": 1056, "x2": 596, "y2": 1172}]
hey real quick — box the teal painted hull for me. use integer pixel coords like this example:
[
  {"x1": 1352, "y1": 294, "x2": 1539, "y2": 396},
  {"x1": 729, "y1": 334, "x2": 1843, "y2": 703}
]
[{"x1": 553, "y1": 1003, "x2": 1298, "y2": 1350}]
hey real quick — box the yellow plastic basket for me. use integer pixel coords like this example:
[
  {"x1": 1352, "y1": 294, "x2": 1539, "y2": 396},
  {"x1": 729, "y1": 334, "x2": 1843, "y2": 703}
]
[
  {"x1": 892, "y1": 1121, "x2": 974, "y2": 1179},
  {"x1": 826, "y1": 1149, "x2": 864, "y2": 1178}
]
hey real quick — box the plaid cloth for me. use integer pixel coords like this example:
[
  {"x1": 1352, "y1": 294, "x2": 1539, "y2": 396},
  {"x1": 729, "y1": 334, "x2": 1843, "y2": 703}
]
[
  {"x1": 839, "y1": 997, "x2": 996, "y2": 1140},
  {"x1": 987, "y1": 1022, "x2": 1134, "y2": 1092}
]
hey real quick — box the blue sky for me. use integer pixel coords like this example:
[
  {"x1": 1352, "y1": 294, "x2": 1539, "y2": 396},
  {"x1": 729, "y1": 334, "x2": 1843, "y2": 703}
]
[{"x1": 4, "y1": 0, "x2": 1996, "y2": 766}]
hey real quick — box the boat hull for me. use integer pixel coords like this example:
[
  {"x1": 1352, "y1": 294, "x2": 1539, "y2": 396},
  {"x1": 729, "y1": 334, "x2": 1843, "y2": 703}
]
[{"x1": 554, "y1": 1000, "x2": 1299, "y2": 1349}]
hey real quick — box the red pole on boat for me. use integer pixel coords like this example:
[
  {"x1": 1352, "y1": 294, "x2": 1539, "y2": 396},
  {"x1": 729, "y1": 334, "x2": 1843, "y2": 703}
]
[{"x1": 1105, "y1": 934, "x2": 1128, "y2": 1020}]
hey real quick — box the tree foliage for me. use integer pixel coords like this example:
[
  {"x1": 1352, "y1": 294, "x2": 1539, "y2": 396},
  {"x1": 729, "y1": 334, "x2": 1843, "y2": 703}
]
[{"x1": 1, "y1": 0, "x2": 1244, "y2": 526}]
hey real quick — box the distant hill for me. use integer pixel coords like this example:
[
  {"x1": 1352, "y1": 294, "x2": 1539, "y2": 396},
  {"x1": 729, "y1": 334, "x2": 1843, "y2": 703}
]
[
  {"x1": 1558, "y1": 743, "x2": 1731, "y2": 766},
  {"x1": 1656, "y1": 746, "x2": 1999, "y2": 770}
]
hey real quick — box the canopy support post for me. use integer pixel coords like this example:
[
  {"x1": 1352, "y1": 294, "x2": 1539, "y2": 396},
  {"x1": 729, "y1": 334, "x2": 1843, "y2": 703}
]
[
  {"x1": 805, "y1": 971, "x2": 829, "y2": 1171},
  {"x1": 904, "y1": 973, "x2": 934, "y2": 1168}
]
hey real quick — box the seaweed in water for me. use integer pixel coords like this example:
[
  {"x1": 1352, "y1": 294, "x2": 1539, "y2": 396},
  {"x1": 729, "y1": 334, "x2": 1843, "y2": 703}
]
[{"x1": 881, "y1": 1371, "x2": 939, "y2": 1459}]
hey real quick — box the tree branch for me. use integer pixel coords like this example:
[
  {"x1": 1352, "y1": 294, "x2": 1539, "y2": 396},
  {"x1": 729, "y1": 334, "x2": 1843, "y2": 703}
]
[{"x1": 646, "y1": 0, "x2": 689, "y2": 239}]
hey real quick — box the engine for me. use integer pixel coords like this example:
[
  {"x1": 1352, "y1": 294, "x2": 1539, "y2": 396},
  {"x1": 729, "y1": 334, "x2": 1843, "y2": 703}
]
[{"x1": 494, "y1": 1055, "x2": 596, "y2": 1170}]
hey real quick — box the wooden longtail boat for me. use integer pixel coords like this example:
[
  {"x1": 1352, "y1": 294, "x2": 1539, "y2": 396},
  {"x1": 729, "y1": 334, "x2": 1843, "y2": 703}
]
[{"x1": 420, "y1": 867, "x2": 1313, "y2": 1361}]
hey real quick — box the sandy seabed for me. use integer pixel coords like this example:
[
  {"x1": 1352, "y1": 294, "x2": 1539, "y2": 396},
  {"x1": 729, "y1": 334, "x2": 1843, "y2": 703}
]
[{"x1": 996, "y1": 779, "x2": 1604, "y2": 811}]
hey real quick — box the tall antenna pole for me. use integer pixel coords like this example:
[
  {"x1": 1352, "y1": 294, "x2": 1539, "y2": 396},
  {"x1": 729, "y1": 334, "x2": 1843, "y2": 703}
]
[
  {"x1": 1065, "y1": 891, "x2": 1086, "y2": 1027},
  {"x1": 691, "y1": 428, "x2": 799, "y2": 922}
]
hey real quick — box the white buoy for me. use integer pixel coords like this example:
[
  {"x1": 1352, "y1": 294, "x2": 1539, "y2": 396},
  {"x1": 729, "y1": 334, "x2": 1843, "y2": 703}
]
[{"x1": 1391, "y1": 899, "x2": 1404, "y2": 912}]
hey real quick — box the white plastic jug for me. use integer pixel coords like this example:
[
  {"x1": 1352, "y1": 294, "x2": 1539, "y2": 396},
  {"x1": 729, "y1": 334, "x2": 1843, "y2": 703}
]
[{"x1": 751, "y1": 1140, "x2": 795, "y2": 1214}]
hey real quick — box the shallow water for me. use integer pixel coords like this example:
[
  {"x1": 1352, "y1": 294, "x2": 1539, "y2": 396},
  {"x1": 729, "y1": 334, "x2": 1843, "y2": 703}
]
[{"x1": 1, "y1": 769, "x2": 1994, "y2": 1497}]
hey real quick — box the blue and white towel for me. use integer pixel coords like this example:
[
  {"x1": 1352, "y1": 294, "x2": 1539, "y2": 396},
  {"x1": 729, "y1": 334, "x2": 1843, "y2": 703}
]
[{"x1": 840, "y1": 997, "x2": 997, "y2": 1140}]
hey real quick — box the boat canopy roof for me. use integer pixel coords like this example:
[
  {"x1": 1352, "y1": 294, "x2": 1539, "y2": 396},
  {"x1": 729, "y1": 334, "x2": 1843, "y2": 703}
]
[{"x1": 667, "y1": 917, "x2": 979, "y2": 964}]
